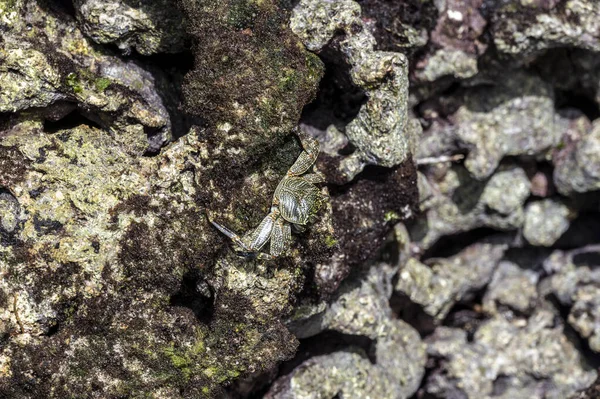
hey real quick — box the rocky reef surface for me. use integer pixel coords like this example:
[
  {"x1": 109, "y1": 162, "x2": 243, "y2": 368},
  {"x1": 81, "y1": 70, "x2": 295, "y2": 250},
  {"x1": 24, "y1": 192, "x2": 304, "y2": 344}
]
[{"x1": 0, "y1": 0, "x2": 599, "y2": 398}]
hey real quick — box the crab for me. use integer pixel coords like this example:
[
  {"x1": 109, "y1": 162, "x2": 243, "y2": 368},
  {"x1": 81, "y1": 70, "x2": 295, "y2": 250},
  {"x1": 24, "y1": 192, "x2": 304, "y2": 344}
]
[{"x1": 210, "y1": 132, "x2": 325, "y2": 259}]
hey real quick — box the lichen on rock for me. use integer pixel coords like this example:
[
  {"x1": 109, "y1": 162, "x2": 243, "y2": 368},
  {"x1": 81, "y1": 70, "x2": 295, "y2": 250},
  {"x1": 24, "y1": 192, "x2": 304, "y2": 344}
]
[{"x1": 0, "y1": 0, "x2": 173, "y2": 153}]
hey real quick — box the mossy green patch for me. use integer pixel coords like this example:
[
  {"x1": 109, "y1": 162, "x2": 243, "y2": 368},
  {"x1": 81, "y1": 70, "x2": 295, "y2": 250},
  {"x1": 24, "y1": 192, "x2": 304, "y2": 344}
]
[
  {"x1": 324, "y1": 235, "x2": 338, "y2": 248},
  {"x1": 65, "y1": 72, "x2": 83, "y2": 94},
  {"x1": 94, "y1": 77, "x2": 112, "y2": 92},
  {"x1": 384, "y1": 210, "x2": 401, "y2": 222},
  {"x1": 226, "y1": 0, "x2": 258, "y2": 29}
]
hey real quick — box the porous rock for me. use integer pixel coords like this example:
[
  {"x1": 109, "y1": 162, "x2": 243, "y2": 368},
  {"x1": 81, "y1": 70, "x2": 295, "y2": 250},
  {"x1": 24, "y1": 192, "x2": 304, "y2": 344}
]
[
  {"x1": 410, "y1": 165, "x2": 530, "y2": 250},
  {"x1": 523, "y1": 199, "x2": 572, "y2": 247},
  {"x1": 73, "y1": 0, "x2": 186, "y2": 55},
  {"x1": 271, "y1": 262, "x2": 426, "y2": 399},
  {"x1": 291, "y1": 0, "x2": 421, "y2": 181},
  {"x1": 492, "y1": 0, "x2": 600, "y2": 57},
  {"x1": 554, "y1": 120, "x2": 600, "y2": 195},
  {"x1": 482, "y1": 261, "x2": 539, "y2": 315},
  {"x1": 395, "y1": 243, "x2": 507, "y2": 321},
  {"x1": 0, "y1": 0, "x2": 172, "y2": 153},
  {"x1": 425, "y1": 310, "x2": 597, "y2": 399},
  {"x1": 545, "y1": 247, "x2": 600, "y2": 353}
]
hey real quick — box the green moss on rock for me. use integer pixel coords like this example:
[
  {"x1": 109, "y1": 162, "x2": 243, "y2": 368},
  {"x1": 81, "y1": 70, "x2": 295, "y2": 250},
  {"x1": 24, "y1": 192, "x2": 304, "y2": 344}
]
[{"x1": 179, "y1": 0, "x2": 323, "y2": 174}]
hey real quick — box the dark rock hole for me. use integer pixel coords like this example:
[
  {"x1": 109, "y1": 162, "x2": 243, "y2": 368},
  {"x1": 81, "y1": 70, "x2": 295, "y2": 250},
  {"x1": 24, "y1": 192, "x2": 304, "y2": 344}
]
[
  {"x1": 279, "y1": 330, "x2": 376, "y2": 375},
  {"x1": 328, "y1": 165, "x2": 396, "y2": 196},
  {"x1": 245, "y1": 330, "x2": 376, "y2": 398},
  {"x1": 390, "y1": 291, "x2": 437, "y2": 337},
  {"x1": 169, "y1": 270, "x2": 215, "y2": 324},
  {"x1": 441, "y1": 285, "x2": 489, "y2": 342},
  {"x1": 554, "y1": 212, "x2": 600, "y2": 250},
  {"x1": 300, "y1": 44, "x2": 368, "y2": 133},
  {"x1": 547, "y1": 294, "x2": 600, "y2": 369},
  {"x1": 573, "y1": 247, "x2": 600, "y2": 269},
  {"x1": 45, "y1": 321, "x2": 59, "y2": 337},
  {"x1": 555, "y1": 89, "x2": 600, "y2": 121},
  {"x1": 43, "y1": 109, "x2": 102, "y2": 133},
  {"x1": 38, "y1": 0, "x2": 76, "y2": 18},
  {"x1": 419, "y1": 227, "x2": 500, "y2": 260}
]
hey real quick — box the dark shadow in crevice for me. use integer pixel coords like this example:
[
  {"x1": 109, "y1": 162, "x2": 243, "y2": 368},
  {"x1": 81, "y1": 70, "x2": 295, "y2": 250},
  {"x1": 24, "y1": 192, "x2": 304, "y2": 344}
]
[
  {"x1": 419, "y1": 227, "x2": 500, "y2": 261},
  {"x1": 390, "y1": 291, "x2": 436, "y2": 337},
  {"x1": 37, "y1": 0, "x2": 76, "y2": 19},
  {"x1": 503, "y1": 246, "x2": 552, "y2": 272},
  {"x1": 573, "y1": 250, "x2": 600, "y2": 268},
  {"x1": 299, "y1": 40, "x2": 367, "y2": 133},
  {"x1": 554, "y1": 212, "x2": 600, "y2": 250},
  {"x1": 169, "y1": 269, "x2": 214, "y2": 325},
  {"x1": 441, "y1": 285, "x2": 489, "y2": 342},
  {"x1": 43, "y1": 108, "x2": 102, "y2": 133},
  {"x1": 530, "y1": 47, "x2": 600, "y2": 121},
  {"x1": 277, "y1": 330, "x2": 376, "y2": 379},
  {"x1": 328, "y1": 164, "x2": 397, "y2": 195},
  {"x1": 546, "y1": 293, "x2": 600, "y2": 370},
  {"x1": 45, "y1": 322, "x2": 60, "y2": 337},
  {"x1": 137, "y1": 51, "x2": 202, "y2": 150},
  {"x1": 451, "y1": 168, "x2": 488, "y2": 214},
  {"x1": 555, "y1": 89, "x2": 600, "y2": 121}
]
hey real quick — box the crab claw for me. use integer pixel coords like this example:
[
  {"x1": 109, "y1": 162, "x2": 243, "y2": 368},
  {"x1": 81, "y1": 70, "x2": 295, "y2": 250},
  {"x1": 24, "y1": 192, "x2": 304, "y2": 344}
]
[{"x1": 208, "y1": 217, "x2": 249, "y2": 251}]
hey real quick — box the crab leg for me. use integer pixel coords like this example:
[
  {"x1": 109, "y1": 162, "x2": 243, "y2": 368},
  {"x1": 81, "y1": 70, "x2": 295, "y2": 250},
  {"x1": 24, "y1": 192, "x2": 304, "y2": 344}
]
[
  {"x1": 288, "y1": 132, "x2": 319, "y2": 176},
  {"x1": 301, "y1": 172, "x2": 326, "y2": 184},
  {"x1": 270, "y1": 217, "x2": 292, "y2": 257},
  {"x1": 209, "y1": 219, "x2": 249, "y2": 250},
  {"x1": 243, "y1": 209, "x2": 278, "y2": 252}
]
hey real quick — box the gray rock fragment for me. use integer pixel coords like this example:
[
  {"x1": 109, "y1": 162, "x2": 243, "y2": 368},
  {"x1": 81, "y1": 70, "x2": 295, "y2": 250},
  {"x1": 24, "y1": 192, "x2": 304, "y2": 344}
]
[
  {"x1": 426, "y1": 310, "x2": 597, "y2": 399},
  {"x1": 418, "y1": 72, "x2": 560, "y2": 180},
  {"x1": 523, "y1": 199, "x2": 572, "y2": 246},
  {"x1": 415, "y1": 49, "x2": 479, "y2": 82},
  {"x1": 274, "y1": 262, "x2": 426, "y2": 399},
  {"x1": 291, "y1": 0, "x2": 420, "y2": 181},
  {"x1": 554, "y1": 120, "x2": 600, "y2": 195},
  {"x1": 482, "y1": 261, "x2": 539, "y2": 315},
  {"x1": 570, "y1": 285, "x2": 600, "y2": 352},
  {"x1": 411, "y1": 166, "x2": 530, "y2": 250},
  {"x1": 453, "y1": 72, "x2": 559, "y2": 179},
  {"x1": 0, "y1": 192, "x2": 20, "y2": 234},
  {"x1": 414, "y1": 0, "x2": 486, "y2": 82},
  {"x1": 396, "y1": 243, "x2": 506, "y2": 321},
  {"x1": 73, "y1": 0, "x2": 186, "y2": 55},
  {"x1": 493, "y1": 0, "x2": 600, "y2": 57},
  {"x1": 545, "y1": 246, "x2": 600, "y2": 352}
]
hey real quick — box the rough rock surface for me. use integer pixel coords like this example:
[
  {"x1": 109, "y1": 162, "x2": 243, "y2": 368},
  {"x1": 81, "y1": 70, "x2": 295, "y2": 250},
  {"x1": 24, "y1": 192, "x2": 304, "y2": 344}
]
[
  {"x1": 554, "y1": 120, "x2": 600, "y2": 195},
  {"x1": 425, "y1": 310, "x2": 597, "y2": 399},
  {"x1": 492, "y1": 0, "x2": 600, "y2": 57},
  {"x1": 0, "y1": 0, "x2": 420, "y2": 397},
  {"x1": 410, "y1": 165, "x2": 530, "y2": 250},
  {"x1": 73, "y1": 0, "x2": 186, "y2": 55},
  {"x1": 419, "y1": 72, "x2": 559, "y2": 180},
  {"x1": 291, "y1": 0, "x2": 421, "y2": 181},
  {"x1": 0, "y1": 0, "x2": 173, "y2": 152},
  {"x1": 269, "y1": 261, "x2": 426, "y2": 399},
  {"x1": 523, "y1": 199, "x2": 572, "y2": 246},
  {"x1": 2, "y1": 0, "x2": 600, "y2": 397},
  {"x1": 546, "y1": 247, "x2": 600, "y2": 353},
  {"x1": 395, "y1": 243, "x2": 506, "y2": 321},
  {"x1": 482, "y1": 261, "x2": 539, "y2": 315}
]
